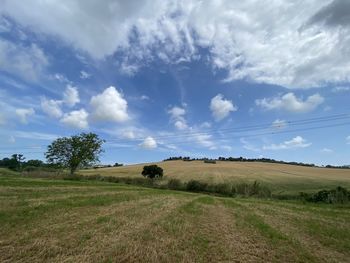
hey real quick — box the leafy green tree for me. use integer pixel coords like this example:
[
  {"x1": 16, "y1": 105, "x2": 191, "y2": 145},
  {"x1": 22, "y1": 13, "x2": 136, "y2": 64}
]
[
  {"x1": 141, "y1": 165, "x2": 163, "y2": 179},
  {"x1": 45, "y1": 133, "x2": 104, "y2": 175}
]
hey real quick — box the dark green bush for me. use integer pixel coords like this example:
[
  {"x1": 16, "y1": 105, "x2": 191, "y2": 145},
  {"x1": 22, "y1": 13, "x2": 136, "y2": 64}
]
[
  {"x1": 300, "y1": 186, "x2": 349, "y2": 204},
  {"x1": 167, "y1": 178, "x2": 184, "y2": 190},
  {"x1": 186, "y1": 180, "x2": 208, "y2": 192},
  {"x1": 141, "y1": 165, "x2": 163, "y2": 179}
]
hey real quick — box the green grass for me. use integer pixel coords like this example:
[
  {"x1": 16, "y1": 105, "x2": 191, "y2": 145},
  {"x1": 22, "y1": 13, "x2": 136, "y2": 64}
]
[{"x1": 0, "y1": 174, "x2": 349, "y2": 262}]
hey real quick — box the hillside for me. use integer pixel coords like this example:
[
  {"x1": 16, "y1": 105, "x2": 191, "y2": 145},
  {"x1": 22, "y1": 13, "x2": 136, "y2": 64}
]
[
  {"x1": 0, "y1": 175, "x2": 349, "y2": 262},
  {"x1": 80, "y1": 161, "x2": 350, "y2": 194}
]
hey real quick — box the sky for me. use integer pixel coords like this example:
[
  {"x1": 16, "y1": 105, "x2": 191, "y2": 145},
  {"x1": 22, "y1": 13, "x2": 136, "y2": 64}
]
[{"x1": 0, "y1": 0, "x2": 349, "y2": 165}]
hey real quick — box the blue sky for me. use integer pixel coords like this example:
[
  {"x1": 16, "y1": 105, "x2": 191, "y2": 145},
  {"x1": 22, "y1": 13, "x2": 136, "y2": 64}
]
[{"x1": 0, "y1": 0, "x2": 349, "y2": 165}]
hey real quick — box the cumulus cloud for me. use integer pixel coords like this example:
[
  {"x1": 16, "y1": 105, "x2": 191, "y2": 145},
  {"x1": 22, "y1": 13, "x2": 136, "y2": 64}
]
[
  {"x1": 210, "y1": 94, "x2": 237, "y2": 121},
  {"x1": 3, "y1": 1, "x2": 350, "y2": 88},
  {"x1": 60, "y1": 109, "x2": 89, "y2": 129},
  {"x1": 90, "y1": 86, "x2": 129, "y2": 122},
  {"x1": 0, "y1": 39, "x2": 48, "y2": 82},
  {"x1": 15, "y1": 108, "x2": 35, "y2": 124},
  {"x1": 168, "y1": 106, "x2": 188, "y2": 130},
  {"x1": 63, "y1": 85, "x2": 80, "y2": 107},
  {"x1": 139, "y1": 136, "x2": 157, "y2": 149},
  {"x1": 41, "y1": 97, "x2": 63, "y2": 118},
  {"x1": 263, "y1": 136, "x2": 311, "y2": 150},
  {"x1": 256, "y1": 93, "x2": 324, "y2": 113}
]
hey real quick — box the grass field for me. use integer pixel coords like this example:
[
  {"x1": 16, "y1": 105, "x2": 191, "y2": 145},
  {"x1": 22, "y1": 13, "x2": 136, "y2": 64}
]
[
  {"x1": 80, "y1": 161, "x2": 350, "y2": 194},
  {"x1": 0, "y1": 174, "x2": 349, "y2": 262}
]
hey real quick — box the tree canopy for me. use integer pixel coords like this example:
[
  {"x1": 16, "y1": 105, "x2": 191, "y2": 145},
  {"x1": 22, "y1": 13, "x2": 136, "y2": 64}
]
[
  {"x1": 45, "y1": 133, "x2": 104, "y2": 175},
  {"x1": 141, "y1": 165, "x2": 163, "y2": 179}
]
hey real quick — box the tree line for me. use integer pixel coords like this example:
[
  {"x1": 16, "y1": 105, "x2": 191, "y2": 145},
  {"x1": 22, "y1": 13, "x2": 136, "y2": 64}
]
[{"x1": 163, "y1": 156, "x2": 350, "y2": 169}]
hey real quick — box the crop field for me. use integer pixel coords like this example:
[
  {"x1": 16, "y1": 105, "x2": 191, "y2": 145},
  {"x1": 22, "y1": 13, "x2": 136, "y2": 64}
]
[
  {"x1": 0, "y1": 174, "x2": 349, "y2": 262},
  {"x1": 80, "y1": 161, "x2": 350, "y2": 194}
]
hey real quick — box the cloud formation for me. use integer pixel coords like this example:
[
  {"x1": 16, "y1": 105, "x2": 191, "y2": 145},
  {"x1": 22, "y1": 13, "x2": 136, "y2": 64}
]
[
  {"x1": 2, "y1": 0, "x2": 350, "y2": 88},
  {"x1": 256, "y1": 93, "x2": 324, "y2": 113},
  {"x1": 60, "y1": 109, "x2": 89, "y2": 129},
  {"x1": 41, "y1": 98, "x2": 63, "y2": 118},
  {"x1": 168, "y1": 106, "x2": 188, "y2": 130},
  {"x1": 0, "y1": 39, "x2": 48, "y2": 82},
  {"x1": 263, "y1": 136, "x2": 312, "y2": 150},
  {"x1": 139, "y1": 136, "x2": 157, "y2": 149},
  {"x1": 90, "y1": 86, "x2": 129, "y2": 122},
  {"x1": 15, "y1": 108, "x2": 35, "y2": 124},
  {"x1": 210, "y1": 94, "x2": 237, "y2": 121},
  {"x1": 63, "y1": 85, "x2": 80, "y2": 107}
]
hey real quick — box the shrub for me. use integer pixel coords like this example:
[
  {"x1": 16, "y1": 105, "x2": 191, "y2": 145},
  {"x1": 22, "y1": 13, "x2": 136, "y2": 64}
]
[
  {"x1": 167, "y1": 178, "x2": 184, "y2": 190},
  {"x1": 141, "y1": 165, "x2": 163, "y2": 179},
  {"x1": 212, "y1": 183, "x2": 234, "y2": 196},
  {"x1": 299, "y1": 186, "x2": 350, "y2": 204},
  {"x1": 186, "y1": 180, "x2": 208, "y2": 192}
]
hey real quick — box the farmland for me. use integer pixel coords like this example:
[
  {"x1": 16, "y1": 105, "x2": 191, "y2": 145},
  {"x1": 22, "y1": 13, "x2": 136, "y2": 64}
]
[
  {"x1": 80, "y1": 160, "x2": 350, "y2": 195},
  {"x1": 0, "y1": 174, "x2": 349, "y2": 262}
]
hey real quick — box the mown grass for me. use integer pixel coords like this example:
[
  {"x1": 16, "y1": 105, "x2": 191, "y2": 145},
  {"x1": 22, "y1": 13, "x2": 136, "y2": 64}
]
[{"x1": 0, "y1": 174, "x2": 349, "y2": 262}]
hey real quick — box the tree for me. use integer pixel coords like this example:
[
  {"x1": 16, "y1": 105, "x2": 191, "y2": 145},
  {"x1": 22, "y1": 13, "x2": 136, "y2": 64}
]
[
  {"x1": 45, "y1": 133, "x2": 104, "y2": 175},
  {"x1": 141, "y1": 165, "x2": 163, "y2": 179}
]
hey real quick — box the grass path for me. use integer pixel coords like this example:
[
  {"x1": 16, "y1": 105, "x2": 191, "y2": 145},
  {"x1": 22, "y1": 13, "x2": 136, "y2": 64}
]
[{"x1": 0, "y1": 176, "x2": 349, "y2": 262}]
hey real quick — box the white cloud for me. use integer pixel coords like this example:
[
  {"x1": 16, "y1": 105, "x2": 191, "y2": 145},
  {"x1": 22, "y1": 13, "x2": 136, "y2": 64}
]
[
  {"x1": 63, "y1": 85, "x2": 80, "y2": 107},
  {"x1": 347, "y1": 136, "x2": 350, "y2": 145},
  {"x1": 60, "y1": 109, "x2": 89, "y2": 129},
  {"x1": 4, "y1": 1, "x2": 350, "y2": 88},
  {"x1": 120, "y1": 130, "x2": 136, "y2": 140},
  {"x1": 210, "y1": 94, "x2": 237, "y2": 121},
  {"x1": 168, "y1": 106, "x2": 186, "y2": 119},
  {"x1": 332, "y1": 86, "x2": 350, "y2": 93},
  {"x1": 168, "y1": 106, "x2": 188, "y2": 130},
  {"x1": 41, "y1": 97, "x2": 62, "y2": 118},
  {"x1": 140, "y1": 95, "x2": 149, "y2": 100},
  {"x1": 53, "y1": 73, "x2": 70, "y2": 83},
  {"x1": 271, "y1": 119, "x2": 288, "y2": 130},
  {"x1": 200, "y1": 122, "x2": 211, "y2": 128},
  {"x1": 80, "y1": 70, "x2": 91, "y2": 79},
  {"x1": 256, "y1": 93, "x2": 324, "y2": 113},
  {"x1": 193, "y1": 134, "x2": 215, "y2": 148},
  {"x1": 0, "y1": 39, "x2": 48, "y2": 82},
  {"x1": 263, "y1": 136, "x2": 311, "y2": 150},
  {"x1": 321, "y1": 148, "x2": 333, "y2": 153},
  {"x1": 139, "y1": 136, "x2": 157, "y2": 149},
  {"x1": 15, "y1": 108, "x2": 35, "y2": 124},
  {"x1": 90, "y1": 86, "x2": 129, "y2": 122}
]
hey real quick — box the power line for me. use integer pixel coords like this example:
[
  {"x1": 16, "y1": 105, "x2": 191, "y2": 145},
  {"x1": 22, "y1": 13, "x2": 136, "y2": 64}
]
[{"x1": 0, "y1": 113, "x2": 349, "y2": 152}]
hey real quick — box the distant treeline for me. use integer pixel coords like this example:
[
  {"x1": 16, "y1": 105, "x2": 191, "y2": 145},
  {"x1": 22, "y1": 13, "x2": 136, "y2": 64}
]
[
  {"x1": 163, "y1": 156, "x2": 350, "y2": 169},
  {"x1": 0, "y1": 154, "x2": 123, "y2": 171}
]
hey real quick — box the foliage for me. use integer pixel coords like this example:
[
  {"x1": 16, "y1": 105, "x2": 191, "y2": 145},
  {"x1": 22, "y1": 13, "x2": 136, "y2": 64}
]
[
  {"x1": 113, "y1": 162, "x2": 123, "y2": 167},
  {"x1": 186, "y1": 180, "x2": 208, "y2": 192},
  {"x1": 141, "y1": 165, "x2": 163, "y2": 179},
  {"x1": 167, "y1": 178, "x2": 184, "y2": 190},
  {"x1": 300, "y1": 186, "x2": 350, "y2": 204},
  {"x1": 45, "y1": 133, "x2": 105, "y2": 175}
]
